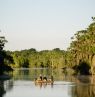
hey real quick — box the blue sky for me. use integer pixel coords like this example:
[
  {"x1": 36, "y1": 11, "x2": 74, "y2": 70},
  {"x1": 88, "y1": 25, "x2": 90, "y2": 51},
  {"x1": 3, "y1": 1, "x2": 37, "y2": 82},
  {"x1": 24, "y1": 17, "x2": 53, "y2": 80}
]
[{"x1": 0, "y1": 0, "x2": 95, "y2": 51}]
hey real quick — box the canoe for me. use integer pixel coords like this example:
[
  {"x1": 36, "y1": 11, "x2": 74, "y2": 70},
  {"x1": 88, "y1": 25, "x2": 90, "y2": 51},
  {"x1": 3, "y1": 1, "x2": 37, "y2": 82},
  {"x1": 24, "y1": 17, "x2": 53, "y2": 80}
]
[{"x1": 35, "y1": 79, "x2": 54, "y2": 84}]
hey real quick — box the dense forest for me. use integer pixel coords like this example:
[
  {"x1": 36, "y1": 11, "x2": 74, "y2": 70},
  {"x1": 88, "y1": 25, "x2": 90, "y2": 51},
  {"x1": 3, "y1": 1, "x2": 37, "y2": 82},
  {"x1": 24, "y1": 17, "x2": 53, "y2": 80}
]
[{"x1": 0, "y1": 18, "x2": 95, "y2": 75}]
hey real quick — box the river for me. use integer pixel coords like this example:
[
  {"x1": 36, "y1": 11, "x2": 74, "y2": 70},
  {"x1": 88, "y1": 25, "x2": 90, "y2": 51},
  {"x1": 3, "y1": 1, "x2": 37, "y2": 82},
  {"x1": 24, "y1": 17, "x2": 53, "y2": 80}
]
[{"x1": 0, "y1": 68, "x2": 95, "y2": 97}]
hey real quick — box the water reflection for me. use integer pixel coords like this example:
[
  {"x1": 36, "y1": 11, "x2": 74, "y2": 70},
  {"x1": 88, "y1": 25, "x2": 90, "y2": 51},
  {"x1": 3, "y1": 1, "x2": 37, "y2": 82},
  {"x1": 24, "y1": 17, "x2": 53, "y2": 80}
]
[
  {"x1": 72, "y1": 84, "x2": 95, "y2": 97},
  {"x1": 73, "y1": 75, "x2": 95, "y2": 97},
  {"x1": 35, "y1": 82, "x2": 53, "y2": 89},
  {"x1": 13, "y1": 68, "x2": 52, "y2": 81},
  {"x1": 0, "y1": 79, "x2": 14, "y2": 97},
  {"x1": 1, "y1": 68, "x2": 95, "y2": 97},
  {"x1": 5, "y1": 79, "x2": 14, "y2": 92},
  {"x1": 0, "y1": 81, "x2": 6, "y2": 97}
]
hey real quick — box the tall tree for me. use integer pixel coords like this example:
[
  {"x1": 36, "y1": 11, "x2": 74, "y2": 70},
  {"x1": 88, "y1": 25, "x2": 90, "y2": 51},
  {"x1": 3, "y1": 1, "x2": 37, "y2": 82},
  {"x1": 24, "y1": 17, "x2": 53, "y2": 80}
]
[
  {"x1": 0, "y1": 36, "x2": 13, "y2": 75},
  {"x1": 0, "y1": 36, "x2": 7, "y2": 75}
]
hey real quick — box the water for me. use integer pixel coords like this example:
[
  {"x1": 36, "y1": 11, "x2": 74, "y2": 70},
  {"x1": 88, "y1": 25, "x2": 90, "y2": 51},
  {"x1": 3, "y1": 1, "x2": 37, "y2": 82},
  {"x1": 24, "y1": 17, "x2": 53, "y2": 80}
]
[{"x1": 0, "y1": 68, "x2": 95, "y2": 97}]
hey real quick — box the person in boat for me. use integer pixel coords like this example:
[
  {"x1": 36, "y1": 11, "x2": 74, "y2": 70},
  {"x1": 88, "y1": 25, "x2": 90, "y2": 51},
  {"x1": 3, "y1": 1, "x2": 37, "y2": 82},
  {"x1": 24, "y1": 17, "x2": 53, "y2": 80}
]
[
  {"x1": 43, "y1": 75, "x2": 47, "y2": 82},
  {"x1": 39, "y1": 74, "x2": 43, "y2": 81},
  {"x1": 35, "y1": 74, "x2": 43, "y2": 83},
  {"x1": 48, "y1": 75, "x2": 54, "y2": 82}
]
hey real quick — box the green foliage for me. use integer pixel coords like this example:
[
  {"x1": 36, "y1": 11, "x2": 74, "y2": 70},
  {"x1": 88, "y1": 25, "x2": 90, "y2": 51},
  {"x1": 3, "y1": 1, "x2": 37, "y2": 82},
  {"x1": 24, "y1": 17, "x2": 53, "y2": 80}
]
[
  {"x1": 67, "y1": 17, "x2": 95, "y2": 74},
  {"x1": 0, "y1": 37, "x2": 7, "y2": 51},
  {"x1": 2, "y1": 17, "x2": 95, "y2": 75},
  {"x1": 10, "y1": 48, "x2": 66, "y2": 69},
  {"x1": 0, "y1": 36, "x2": 13, "y2": 75}
]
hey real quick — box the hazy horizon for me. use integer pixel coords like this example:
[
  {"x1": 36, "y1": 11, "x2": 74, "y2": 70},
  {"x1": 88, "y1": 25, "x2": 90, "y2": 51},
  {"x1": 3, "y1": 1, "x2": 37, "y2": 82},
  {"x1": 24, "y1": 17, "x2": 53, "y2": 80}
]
[{"x1": 0, "y1": 0, "x2": 95, "y2": 51}]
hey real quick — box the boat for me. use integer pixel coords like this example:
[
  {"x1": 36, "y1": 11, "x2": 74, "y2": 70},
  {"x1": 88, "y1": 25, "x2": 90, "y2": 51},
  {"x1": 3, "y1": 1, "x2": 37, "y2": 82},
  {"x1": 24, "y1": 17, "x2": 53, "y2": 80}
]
[
  {"x1": 34, "y1": 75, "x2": 54, "y2": 84},
  {"x1": 35, "y1": 79, "x2": 54, "y2": 84}
]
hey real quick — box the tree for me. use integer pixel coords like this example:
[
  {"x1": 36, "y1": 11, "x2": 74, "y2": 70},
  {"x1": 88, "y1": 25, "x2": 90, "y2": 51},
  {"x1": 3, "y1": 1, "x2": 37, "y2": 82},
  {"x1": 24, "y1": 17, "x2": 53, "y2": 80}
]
[
  {"x1": 69, "y1": 17, "x2": 95, "y2": 74},
  {"x1": 0, "y1": 36, "x2": 7, "y2": 75},
  {"x1": 0, "y1": 36, "x2": 13, "y2": 75}
]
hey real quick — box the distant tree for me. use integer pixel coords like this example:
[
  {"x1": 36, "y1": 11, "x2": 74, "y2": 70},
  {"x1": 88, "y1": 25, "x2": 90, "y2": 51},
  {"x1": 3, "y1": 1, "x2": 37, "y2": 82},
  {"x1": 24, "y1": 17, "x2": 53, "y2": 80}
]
[
  {"x1": 53, "y1": 48, "x2": 60, "y2": 51},
  {"x1": 92, "y1": 17, "x2": 95, "y2": 21},
  {"x1": 0, "y1": 36, "x2": 7, "y2": 50}
]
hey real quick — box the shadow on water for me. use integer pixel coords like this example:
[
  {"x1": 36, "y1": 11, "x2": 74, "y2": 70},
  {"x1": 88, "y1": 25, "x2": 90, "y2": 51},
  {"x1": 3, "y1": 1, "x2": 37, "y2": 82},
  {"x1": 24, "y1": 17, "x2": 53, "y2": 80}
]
[
  {"x1": 0, "y1": 81, "x2": 6, "y2": 97},
  {"x1": 0, "y1": 79, "x2": 14, "y2": 97}
]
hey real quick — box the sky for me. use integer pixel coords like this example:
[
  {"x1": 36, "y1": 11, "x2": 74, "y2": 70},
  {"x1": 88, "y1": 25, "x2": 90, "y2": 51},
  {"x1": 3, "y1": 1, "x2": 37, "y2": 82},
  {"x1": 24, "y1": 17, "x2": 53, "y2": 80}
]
[{"x1": 0, "y1": 0, "x2": 95, "y2": 51}]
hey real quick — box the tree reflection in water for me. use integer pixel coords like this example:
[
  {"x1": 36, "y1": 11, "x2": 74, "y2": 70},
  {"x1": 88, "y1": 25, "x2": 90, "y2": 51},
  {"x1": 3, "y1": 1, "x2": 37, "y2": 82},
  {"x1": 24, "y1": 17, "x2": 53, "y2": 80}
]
[
  {"x1": 0, "y1": 81, "x2": 6, "y2": 97},
  {"x1": 71, "y1": 75, "x2": 95, "y2": 97},
  {"x1": 0, "y1": 79, "x2": 13, "y2": 97},
  {"x1": 72, "y1": 84, "x2": 95, "y2": 97},
  {"x1": 4, "y1": 69, "x2": 95, "y2": 97}
]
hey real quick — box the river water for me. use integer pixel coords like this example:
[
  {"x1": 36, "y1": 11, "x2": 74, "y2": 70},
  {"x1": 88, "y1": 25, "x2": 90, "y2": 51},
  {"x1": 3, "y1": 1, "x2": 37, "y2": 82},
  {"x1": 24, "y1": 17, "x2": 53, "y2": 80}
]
[{"x1": 0, "y1": 68, "x2": 95, "y2": 97}]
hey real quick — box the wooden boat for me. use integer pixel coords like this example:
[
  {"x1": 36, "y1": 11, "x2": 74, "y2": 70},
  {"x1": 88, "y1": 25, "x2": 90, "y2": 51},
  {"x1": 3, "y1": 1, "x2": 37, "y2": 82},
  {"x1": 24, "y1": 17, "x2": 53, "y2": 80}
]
[{"x1": 35, "y1": 79, "x2": 54, "y2": 84}]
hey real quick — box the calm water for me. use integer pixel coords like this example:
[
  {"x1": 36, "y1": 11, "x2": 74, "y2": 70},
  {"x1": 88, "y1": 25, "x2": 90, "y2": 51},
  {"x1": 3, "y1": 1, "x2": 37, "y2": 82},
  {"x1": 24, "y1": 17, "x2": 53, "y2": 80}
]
[{"x1": 0, "y1": 68, "x2": 95, "y2": 97}]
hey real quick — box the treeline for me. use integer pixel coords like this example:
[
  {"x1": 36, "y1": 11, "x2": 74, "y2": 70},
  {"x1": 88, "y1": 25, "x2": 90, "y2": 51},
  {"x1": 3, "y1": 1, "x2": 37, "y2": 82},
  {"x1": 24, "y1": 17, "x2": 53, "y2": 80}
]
[
  {"x1": 7, "y1": 48, "x2": 66, "y2": 69},
  {"x1": 1, "y1": 17, "x2": 95, "y2": 75},
  {"x1": 9, "y1": 18, "x2": 95, "y2": 75}
]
